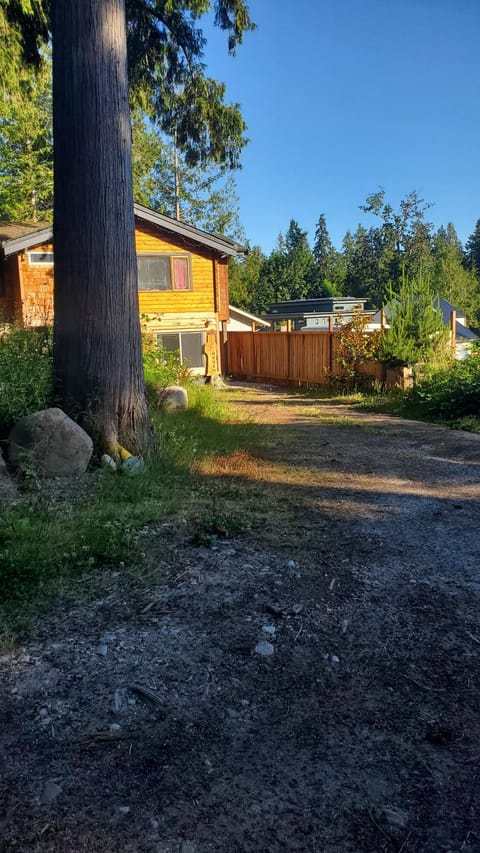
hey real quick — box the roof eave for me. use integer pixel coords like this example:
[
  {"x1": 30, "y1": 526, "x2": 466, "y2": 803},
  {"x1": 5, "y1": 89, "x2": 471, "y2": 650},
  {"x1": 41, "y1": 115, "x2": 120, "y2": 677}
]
[
  {"x1": 2, "y1": 227, "x2": 53, "y2": 256},
  {"x1": 133, "y1": 204, "x2": 247, "y2": 257}
]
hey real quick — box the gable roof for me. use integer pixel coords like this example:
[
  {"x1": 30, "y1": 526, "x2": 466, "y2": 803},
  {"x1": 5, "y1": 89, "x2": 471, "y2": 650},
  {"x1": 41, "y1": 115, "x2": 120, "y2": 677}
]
[{"x1": 0, "y1": 204, "x2": 246, "y2": 258}]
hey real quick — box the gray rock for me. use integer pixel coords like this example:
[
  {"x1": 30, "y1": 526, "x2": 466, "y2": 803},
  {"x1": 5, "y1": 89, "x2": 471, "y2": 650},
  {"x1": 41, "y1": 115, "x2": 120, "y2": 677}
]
[
  {"x1": 155, "y1": 385, "x2": 188, "y2": 412},
  {"x1": 8, "y1": 408, "x2": 93, "y2": 477},
  {"x1": 96, "y1": 644, "x2": 108, "y2": 656},
  {"x1": 255, "y1": 640, "x2": 275, "y2": 656},
  {"x1": 100, "y1": 453, "x2": 117, "y2": 470},
  {"x1": 40, "y1": 780, "x2": 62, "y2": 805},
  {"x1": 262, "y1": 625, "x2": 276, "y2": 635}
]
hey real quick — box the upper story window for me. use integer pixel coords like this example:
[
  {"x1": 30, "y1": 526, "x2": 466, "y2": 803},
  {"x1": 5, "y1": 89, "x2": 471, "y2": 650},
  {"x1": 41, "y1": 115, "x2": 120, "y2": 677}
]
[
  {"x1": 137, "y1": 254, "x2": 191, "y2": 292},
  {"x1": 28, "y1": 251, "x2": 54, "y2": 266}
]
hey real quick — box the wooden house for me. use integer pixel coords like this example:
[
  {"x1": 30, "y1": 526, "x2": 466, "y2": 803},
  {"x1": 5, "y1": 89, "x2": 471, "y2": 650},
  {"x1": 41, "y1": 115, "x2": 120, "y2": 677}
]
[{"x1": 0, "y1": 203, "x2": 246, "y2": 376}]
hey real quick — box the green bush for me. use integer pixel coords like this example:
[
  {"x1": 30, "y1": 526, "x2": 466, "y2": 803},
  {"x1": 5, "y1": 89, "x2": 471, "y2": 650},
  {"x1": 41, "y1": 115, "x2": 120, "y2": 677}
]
[
  {"x1": 401, "y1": 356, "x2": 480, "y2": 420},
  {"x1": 143, "y1": 342, "x2": 192, "y2": 392},
  {"x1": 0, "y1": 327, "x2": 53, "y2": 433}
]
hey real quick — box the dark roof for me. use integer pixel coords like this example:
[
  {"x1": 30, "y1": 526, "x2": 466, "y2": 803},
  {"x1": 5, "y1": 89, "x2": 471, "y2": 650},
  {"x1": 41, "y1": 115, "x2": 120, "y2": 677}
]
[
  {"x1": 266, "y1": 297, "x2": 366, "y2": 315},
  {"x1": 0, "y1": 205, "x2": 246, "y2": 258}
]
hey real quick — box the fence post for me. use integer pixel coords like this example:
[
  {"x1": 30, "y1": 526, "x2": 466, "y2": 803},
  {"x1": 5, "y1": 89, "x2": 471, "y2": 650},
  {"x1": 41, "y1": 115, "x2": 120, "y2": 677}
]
[
  {"x1": 450, "y1": 310, "x2": 457, "y2": 357},
  {"x1": 328, "y1": 316, "x2": 334, "y2": 376}
]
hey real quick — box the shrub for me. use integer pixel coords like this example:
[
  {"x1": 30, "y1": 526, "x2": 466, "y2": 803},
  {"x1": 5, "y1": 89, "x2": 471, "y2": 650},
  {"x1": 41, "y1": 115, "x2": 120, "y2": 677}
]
[
  {"x1": 142, "y1": 338, "x2": 192, "y2": 392},
  {"x1": 334, "y1": 314, "x2": 381, "y2": 391},
  {"x1": 0, "y1": 326, "x2": 53, "y2": 434},
  {"x1": 401, "y1": 356, "x2": 480, "y2": 420}
]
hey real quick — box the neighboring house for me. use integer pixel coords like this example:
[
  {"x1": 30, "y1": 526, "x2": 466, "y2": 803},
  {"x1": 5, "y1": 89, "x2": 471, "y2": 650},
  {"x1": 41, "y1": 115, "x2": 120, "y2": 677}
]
[
  {"x1": 227, "y1": 305, "x2": 271, "y2": 332},
  {"x1": 372, "y1": 297, "x2": 479, "y2": 361},
  {"x1": 0, "y1": 203, "x2": 246, "y2": 375},
  {"x1": 264, "y1": 297, "x2": 368, "y2": 331}
]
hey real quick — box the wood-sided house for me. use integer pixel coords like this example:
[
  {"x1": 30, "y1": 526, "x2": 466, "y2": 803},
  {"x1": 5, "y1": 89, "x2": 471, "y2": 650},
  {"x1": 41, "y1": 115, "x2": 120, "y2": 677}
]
[{"x1": 0, "y1": 203, "x2": 246, "y2": 376}]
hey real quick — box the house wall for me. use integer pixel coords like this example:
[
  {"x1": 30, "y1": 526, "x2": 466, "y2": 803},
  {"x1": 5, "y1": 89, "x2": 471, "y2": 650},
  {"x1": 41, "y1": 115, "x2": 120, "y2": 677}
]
[
  {"x1": 3, "y1": 221, "x2": 229, "y2": 374},
  {"x1": 0, "y1": 255, "x2": 23, "y2": 324}
]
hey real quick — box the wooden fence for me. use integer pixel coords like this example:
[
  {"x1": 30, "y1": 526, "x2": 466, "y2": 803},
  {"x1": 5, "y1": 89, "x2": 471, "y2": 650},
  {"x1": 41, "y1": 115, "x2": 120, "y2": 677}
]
[{"x1": 225, "y1": 331, "x2": 411, "y2": 389}]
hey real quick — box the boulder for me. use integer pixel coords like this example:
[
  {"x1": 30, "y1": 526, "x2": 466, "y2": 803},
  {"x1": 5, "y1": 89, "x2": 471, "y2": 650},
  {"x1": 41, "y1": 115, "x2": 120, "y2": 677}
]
[
  {"x1": 8, "y1": 408, "x2": 93, "y2": 477},
  {"x1": 155, "y1": 385, "x2": 188, "y2": 412}
]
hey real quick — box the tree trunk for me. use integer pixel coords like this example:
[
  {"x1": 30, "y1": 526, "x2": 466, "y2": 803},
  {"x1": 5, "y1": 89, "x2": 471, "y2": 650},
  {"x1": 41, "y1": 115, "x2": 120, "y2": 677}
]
[{"x1": 52, "y1": 0, "x2": 153, "y2": 455}]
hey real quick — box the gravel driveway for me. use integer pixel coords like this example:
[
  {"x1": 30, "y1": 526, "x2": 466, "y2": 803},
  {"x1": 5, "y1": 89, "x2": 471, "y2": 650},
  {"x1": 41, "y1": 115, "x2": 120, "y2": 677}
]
[{"x1": 1, "y1": 385, "x2": 480, "y2": 852}]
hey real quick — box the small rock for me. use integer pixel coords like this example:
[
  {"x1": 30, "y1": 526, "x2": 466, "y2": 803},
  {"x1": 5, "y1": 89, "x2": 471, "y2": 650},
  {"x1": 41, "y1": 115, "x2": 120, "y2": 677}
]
[
  {"x1": 100, "y1": 632, "x2": 116, "y2": 643},
  {"x1": 255, "y1": 640, "x2": 274, "y2": 656},
  {"x1": 96, "y1": 644, "x2": 108, "y2": 656},
  {"x1": 100, "y1": 453, "x2": 117, "y2": 470},
  {"x1": 324, "y1": 653, "x2": 340, "y2": 667},
  {"x1": 291, "y1": 603, "x2": 304, "y2": 615},
  {"x1": 382, "y1": 806, "x2": 409, "y2": 830},
  {"x1": 286, "y1": 560, "x2": 296, "y2": 569},
  {"x1": 112, "y1": 689, "x2": 125, "y2": 713},
  {"x1": 40, "y1": 780, "x2": 62, "y2": 805},
  {"x1": 110, "y1": 723, "x2": 122, "y2": 732},
  {"x1": 262, "y1": 625, "x2": 276, "y2": 636},
  {"x1": 118, "y1": 805, "x2": 130, "y2": 815}
]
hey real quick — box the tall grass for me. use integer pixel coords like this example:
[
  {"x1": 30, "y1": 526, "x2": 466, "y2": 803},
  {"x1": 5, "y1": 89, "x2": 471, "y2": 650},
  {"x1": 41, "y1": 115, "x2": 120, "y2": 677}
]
[{"x1": 0, "y1": 327, "x2": 52, "y2": 434}]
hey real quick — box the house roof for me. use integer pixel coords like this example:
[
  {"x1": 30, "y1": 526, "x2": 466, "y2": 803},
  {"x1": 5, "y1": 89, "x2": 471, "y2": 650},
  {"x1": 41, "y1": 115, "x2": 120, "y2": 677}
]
[
  {"x1": 0, "y1": 205, "x2": 247, "y2": 258},
  {"x1": 229, "y1": 304, "x2": 271, "y2": 326}
]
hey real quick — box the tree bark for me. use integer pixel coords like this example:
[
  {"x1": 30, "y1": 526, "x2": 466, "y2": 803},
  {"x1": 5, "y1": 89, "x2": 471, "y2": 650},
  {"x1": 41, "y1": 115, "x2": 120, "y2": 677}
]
[{"x1": 52, "y1": 0, "x2": 153, "y2": 455}]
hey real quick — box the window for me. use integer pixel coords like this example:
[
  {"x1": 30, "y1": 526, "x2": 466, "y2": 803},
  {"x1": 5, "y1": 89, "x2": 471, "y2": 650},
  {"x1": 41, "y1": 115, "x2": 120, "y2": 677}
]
[
  {"x1": 137, "y1": 254, "x2": 191, "y2": 291},
  {"x1": 28, "y1": 251, "x2": 54, "y2": 266},
  {"x1": 156, "y1": 331, "x2": 204, "y2": 368}
]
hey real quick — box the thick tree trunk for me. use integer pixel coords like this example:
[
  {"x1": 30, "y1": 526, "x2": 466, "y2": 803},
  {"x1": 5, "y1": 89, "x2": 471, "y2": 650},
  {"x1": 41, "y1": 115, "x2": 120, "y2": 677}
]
[{"x1": 52, "y1": 0, "x2": 153, "y2": 455}]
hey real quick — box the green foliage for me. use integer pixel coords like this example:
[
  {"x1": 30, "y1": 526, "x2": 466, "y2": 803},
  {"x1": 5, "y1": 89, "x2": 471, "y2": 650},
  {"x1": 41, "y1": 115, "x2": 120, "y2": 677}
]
[
  {"x1": 432, "y1": 223, "x2": 480, "y2": 325},
  {"x1": 142, "y1": 338, "x2": 192, "y2": 391},
  {"x1": 3, "y1": 0, "x2": 256, "y2": 171},
  {"x1": 465, "y1": 218, "x2": 480, "y2": 274},
  {"x1": 0, "y1": 326, "x2": 52, "y2": 433},
  {"x1": 0, "y1": 50, "x2": 52, "y2": 221},
  {"x1": 378, "y1": 275, "x2": 449, "y2": 367},
  {"x1": 228, "y1": 245, "x2": 265, "y2": 310},
  {"x1": 399, "y1": 357, "x2": 480, "y2": 421},
  {"x1": 334, "y1": 314, "x2": 381, "y2": 391},
  {"x1": 132, "y1": 108, "x2": 244, "y2": 237}
]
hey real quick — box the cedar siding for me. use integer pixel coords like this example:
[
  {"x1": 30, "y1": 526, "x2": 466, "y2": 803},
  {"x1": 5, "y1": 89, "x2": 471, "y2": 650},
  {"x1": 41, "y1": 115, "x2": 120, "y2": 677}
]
[{"x1": 0, "y1": 207, "x2": 244, "y2": 375}]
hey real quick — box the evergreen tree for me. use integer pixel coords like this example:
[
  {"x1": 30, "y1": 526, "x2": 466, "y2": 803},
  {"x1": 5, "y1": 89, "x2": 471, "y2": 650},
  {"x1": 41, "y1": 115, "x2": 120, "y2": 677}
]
[
  {"x1": 0, "y1": 55, "x2": 52, "y2": 221},
  {"x1": 255, "y1": 220, "x2": 316, "y2": 307},
  {"x1": 465, "y1": 219, "x2": 480, "y2": 274},
  {"x1": 2, "y1": 0, "x2": 254, "y2": 451},
  {"x1": 379, "y1": 275, "x2": 449, "y2": 367},
  {"x1": 228, "y1": 245, "x2": 265, "y2": 311},
  {"x1": 312, "y1": 213, "x2": 344, "y2": 295},
  {"x1": 432, "y1": 223, "x2": 480, "y2": 325}
]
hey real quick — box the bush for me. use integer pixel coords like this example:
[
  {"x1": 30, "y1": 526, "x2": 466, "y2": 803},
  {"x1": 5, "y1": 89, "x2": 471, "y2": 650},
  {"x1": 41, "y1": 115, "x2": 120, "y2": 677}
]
[
  {"x1": 0, "y1": 326, "x2": 53, "y2": 434},
  {"x1": 401, "y1": 356, "x2": 480, "y2": 420},
  {"x1": 142, "y1": 339, "x2": 192, "y2": 392},
  {"x1": 334, "y1": 314, "x2": 381, "y2": 391}
]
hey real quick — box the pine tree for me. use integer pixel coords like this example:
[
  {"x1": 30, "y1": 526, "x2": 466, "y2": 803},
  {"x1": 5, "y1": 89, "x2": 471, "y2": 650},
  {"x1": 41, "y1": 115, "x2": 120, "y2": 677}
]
[{"x1": 379, "y1": 275, "x2": 449, "y2": 367}]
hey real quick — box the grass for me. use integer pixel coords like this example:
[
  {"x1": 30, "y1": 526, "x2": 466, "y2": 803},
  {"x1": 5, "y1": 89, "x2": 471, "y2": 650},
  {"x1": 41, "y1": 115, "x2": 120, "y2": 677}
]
[{"x1": 0, "y1": 385, "x2": 263, "y2": 639}]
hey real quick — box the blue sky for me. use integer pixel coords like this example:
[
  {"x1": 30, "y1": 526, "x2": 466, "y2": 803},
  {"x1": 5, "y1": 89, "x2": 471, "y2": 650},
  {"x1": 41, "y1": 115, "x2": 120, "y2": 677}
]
[{"x1": 203, "y1": 0, "x2": 480, "y2": 253}]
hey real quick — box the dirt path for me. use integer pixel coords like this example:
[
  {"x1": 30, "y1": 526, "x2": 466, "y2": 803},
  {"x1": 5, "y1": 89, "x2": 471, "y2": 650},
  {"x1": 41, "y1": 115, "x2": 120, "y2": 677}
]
[{"x1": 1, "y1": 385, "x2": 480, "y2": 852}]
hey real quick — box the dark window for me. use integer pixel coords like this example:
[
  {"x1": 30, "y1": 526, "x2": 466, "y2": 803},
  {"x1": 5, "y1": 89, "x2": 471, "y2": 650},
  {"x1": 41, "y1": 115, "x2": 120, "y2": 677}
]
[
  {"x1": 28, "y1": 251, "x2": 54, "y2": 266},
  {"x1": 156, "y1": 331, "x2": 204, "y2": 368},
  {"x1": 137, "y1": 254, "x2": 191, "y2": 291}
]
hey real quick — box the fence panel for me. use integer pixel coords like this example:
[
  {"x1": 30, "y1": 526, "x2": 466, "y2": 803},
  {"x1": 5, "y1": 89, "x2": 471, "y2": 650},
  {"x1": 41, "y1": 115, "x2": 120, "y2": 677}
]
[{"x1": 226, "y1": 330, "x2": 409, "y2": 389}]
